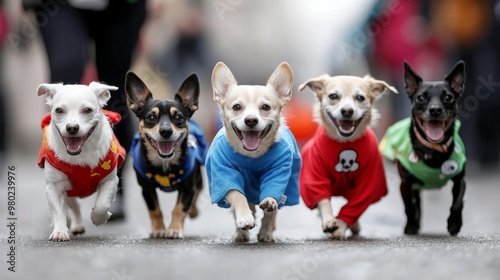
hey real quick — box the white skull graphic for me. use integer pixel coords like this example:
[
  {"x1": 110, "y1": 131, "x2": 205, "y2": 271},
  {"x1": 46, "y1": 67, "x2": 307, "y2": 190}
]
[
  {"x1": 335, "y1": 149, "x2": 359, "y2": 172},
  {"x1": 441, "y1": 159, "x2": 459, "y2": 175}
]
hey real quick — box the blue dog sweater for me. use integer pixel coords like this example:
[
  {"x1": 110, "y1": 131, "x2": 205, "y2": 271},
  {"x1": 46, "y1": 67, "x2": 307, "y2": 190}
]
[
  {"x1": 130, "y1": 120, "x2": 207, "y2": 192},
  {"x1": 206, "y1": 126, "x2": 301, "y2": 208}
]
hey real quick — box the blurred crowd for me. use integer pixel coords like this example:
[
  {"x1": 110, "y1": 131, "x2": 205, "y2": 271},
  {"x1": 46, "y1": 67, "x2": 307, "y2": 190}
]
[{"x1": 1, "y1": 0, "x2": 499, "y2": 171}]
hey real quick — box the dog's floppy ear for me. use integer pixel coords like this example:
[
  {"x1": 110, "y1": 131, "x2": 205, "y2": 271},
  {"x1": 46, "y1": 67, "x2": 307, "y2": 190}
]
[
  {"x1": 403, "y1": 61, "x2": 422, "y2": 97},
  {"x1": 364, "y1": 76, "x2": 398, "y2": 98},
  {"x1": 89, "y1": 82, "x2": 118, "y2": 107},
  {"x1": 445, "y1": 60, "x2": 466, "y2": 95},
  {"x1": 298, "y1": 74, "x2": 330, "y2": 94},
  {"x1": 37, "y1": 83, "x2": 64, "y2": 105},
  {"x1": 125, "y1": 71, "x2": 152, "y2": 114},
  {"x1": 211, "y1": 62, "x2": 237, "y2": 105},
  {"x1": 176, "y1": 73, "x2": 200, "y2": 114},
  {"x1": 267, "y1": 62, "x2": 294, "y2": 104}
]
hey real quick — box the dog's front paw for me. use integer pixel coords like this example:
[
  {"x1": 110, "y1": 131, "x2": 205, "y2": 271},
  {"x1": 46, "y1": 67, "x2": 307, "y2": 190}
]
[
  {"x1": 322, "y1": 217, "x2": 340, "y2": 233},
  {"x1": 404, "y1": 222, "x2": 420, "y2": 235},
  {"x1": 49, "y1": 230, "x2": 70, "y2": 242},
  {"x1": 350, "y1": 221, "x2": 361, "y2": 235},
  {"x1": 70, "y1": 225, "x2": 85, "y2": 235},
  {"x1": 447, "y1": 211, "x2": 462, "y2": 236},
  {"x1": 166, "y1": 228, "x2": 184, "y2": 239},
  {"x1": 150, "y1": 229, "x2": 167, "y2": 239},
  {"x1": 259, "y1": 197, "x2": 278, "y2": 213},
  {"x1": 234, "y1": 229, "x2": 250, "y2": 242},
  {"x1": 258, "y1": 231, "x2": 275, "y2": 243},
  {"x1": 330, "y1": 219, "x2": 348, "y2": 240},
  {"x1": 91, "y1": 208, "x2": 111, "y2": 226},
  {"x1": 235, "y1": 213, "x2": 255, "y2": 230}
]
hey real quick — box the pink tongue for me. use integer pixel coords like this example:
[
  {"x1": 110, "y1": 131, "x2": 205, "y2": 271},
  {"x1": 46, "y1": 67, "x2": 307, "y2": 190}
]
[
  {"x1": 242, "y1": 131, "x2": 261, "y2": 151},
  {"x1": 63, "y1": 137, "x2": 84, "y2": 153},
  {"x1": 157, "y1": 141, "x2": 176, "y2": 155},
  {"x1": 339, "y1": 120, "x2": 354, "y2": 131},
  {"x1": 425, "y1": 121, "x2": 444, "y2": 141}
]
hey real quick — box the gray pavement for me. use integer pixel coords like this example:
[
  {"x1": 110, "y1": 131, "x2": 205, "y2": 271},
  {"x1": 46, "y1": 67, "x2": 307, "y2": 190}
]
[{"x1": 1, "y1": 155, "x2": 500, "y2": 280}]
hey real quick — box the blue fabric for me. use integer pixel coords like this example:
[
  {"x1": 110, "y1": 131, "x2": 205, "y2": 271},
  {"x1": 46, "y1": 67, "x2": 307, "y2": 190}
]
[
  {"x1": 130, "y1": 120, "x2": 207, "y2": 192},
  {"x1": 206, "y1": 126, "x2": 301, "y2": 208}
]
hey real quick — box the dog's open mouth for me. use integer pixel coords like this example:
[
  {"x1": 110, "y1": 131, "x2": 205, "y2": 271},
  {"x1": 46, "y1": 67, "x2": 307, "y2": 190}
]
[
  {"x1": 415, "y1": 115, "x2": 453, "y2": 142},
  {"x1": 329, "y1": 113, "x2": 364, "y2": 137},
  {"x1": 59, "y1": 125, "x2": 96, "y2": 155},
  {"x1": 146, "y1": 134, "x2": 180, "y2": 158},
  {"x1": 233, "y1": 124, "x2": 272, "y2": 151}
]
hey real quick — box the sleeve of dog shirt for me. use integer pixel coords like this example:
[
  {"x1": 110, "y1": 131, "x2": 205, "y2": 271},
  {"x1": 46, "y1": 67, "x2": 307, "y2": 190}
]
[
  {"x1": 299, "y1": 136, "x2": 334, "y2": 210},
  {"x1": 206, "y1": 131, "x2": 246, "y2": 208},
  {"x1": 337, "y1": 136, "x2": 388, "y2": 226},
  {"x1": 258, "y1": 138, "x2": 295, "y2": 206}
]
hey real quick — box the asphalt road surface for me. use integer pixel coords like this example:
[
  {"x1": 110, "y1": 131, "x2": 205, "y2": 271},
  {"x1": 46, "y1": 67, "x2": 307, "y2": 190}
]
[{"x1": 1, "y1": 157, "x2": 500, "y2": 280}]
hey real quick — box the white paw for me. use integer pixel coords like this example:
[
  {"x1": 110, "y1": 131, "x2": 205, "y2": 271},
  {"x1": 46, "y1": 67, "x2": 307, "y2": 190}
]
[
  {"x1": 258, "y1": 231, "x2": 275, "y2": 243},
  {"x1": 234, "y1": 230, "x2": 250, "y2": 242},
  {"x1": 259, "y1": 197, "x2": 278, "y2": 212},
  {"x1": 235, "y1": 212, "x2": 255, "y2": 230},
  {"x1": 166, "y1": 228, "x2": 184, "y2": 239},
  {"x1": 322, "y1": 217, "x2": 340, "y2": 233},
  {"x1": 70, "y1": 225, "x2": 85, "y2": 235},
  {"x1": 331, "y1": 219, "x2": 348, "y2": 240},
  {"x1": 49, "y1": 230, "x2": 70, "y2": 242},
  {"x1": 150, "y1": 229, "x2": 167, "y2": 239},
  {"x1": 91, "y1": 208, "x2": 111, "y2": 226}
]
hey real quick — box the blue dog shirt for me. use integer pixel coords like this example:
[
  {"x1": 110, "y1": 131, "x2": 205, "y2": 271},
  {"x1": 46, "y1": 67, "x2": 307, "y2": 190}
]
[
  {"x1": 206, "y1": 126, "x2": 301, "y2": 208},
  {"x1": 130, "y1": 120, "x2": 207, "y2": 192}
]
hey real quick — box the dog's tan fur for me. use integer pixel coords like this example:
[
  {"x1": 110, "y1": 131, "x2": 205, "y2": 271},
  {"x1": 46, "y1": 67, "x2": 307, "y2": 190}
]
[
  {"x1": 211, "y1": 62, "x2": 293, "y2": 242},
  {"x1": 299, "y1": 74, "x2": 397, "y2": 239}
]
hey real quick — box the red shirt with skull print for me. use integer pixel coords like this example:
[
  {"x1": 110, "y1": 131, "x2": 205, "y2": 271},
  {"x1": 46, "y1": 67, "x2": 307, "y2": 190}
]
[{"x1": 299, "y1": 126, "x2": 387, "y2": 226}]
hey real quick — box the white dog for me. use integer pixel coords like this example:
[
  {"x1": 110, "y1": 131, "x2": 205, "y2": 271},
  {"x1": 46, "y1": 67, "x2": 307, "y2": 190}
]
[
  {"x1": 207, "y1": 62, "x2": 301, "y2": 242},
  {"x1": 37, "y1": 82, "x2": 126, "y2": 241}
]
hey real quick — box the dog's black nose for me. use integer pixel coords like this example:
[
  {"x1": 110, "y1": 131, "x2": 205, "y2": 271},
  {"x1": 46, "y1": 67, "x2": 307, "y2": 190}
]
[
  {"x1": 429, "y1": 106, "x2": 443, "y2": 117},
  {"x1": 66, "y1": 124, "x2": 79, "y2": 135},
  {"x1": 160, "y1": 127, "x2": 173, "y2": 138},
  {"x1": 341, "y1": 107, "x2": 354, "y2": 118},
  {"x1": 245, "y1": 116, "x2": 259, "y2": 128}
]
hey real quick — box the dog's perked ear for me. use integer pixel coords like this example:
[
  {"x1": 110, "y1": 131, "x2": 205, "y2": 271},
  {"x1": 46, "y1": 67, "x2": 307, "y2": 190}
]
[
  {"x1": 267, "y1": 62, "x2": 294, "y2": 104},
  {"x1": 125, "y1": 71, "x2": 152, "y2": 114},
  {"x1": 211, "y1": 62, "x2": 237, "y2": 105},
  {"x1": 298, "y1": 74, "x2": 330, "y2": 94},
  {"x1": 88, "y1": 82, "x2": 118, "y2": 108},
  {"x1": 37, "y1": 83, "x2": 64, "y2": 106},
  {"x1": 364, "y1": 76, "x2": 398, "y2": 98},
  {"x1": 175, "y1": 73, "x2": 200, "y2": 115},
  {"x1": 445, "y1": 61, "x2": 466, "y2": 95},
  {"x1": 403, "y1": 61, "x2": 422, "y2": 97}
]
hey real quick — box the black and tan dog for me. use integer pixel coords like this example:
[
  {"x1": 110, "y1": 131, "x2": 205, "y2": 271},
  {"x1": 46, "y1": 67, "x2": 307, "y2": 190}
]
[
  {"x1": 380, "y1": 61, "x2": 466, "y2": 235},
  {"x1": 125, "y1": 72, "x2": 207, "y2": 239}
]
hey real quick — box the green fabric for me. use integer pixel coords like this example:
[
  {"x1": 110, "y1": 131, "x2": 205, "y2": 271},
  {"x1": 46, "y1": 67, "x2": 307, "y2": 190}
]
[{"x1": 379, "y1": 118, "x2": 466, "y2": 190}]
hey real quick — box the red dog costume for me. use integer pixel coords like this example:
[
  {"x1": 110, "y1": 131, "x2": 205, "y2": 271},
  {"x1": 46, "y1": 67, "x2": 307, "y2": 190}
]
[
  {"x1": 300, "y1": 126, "x2": 387, "y2": 226},
  {"x1": 37, "y1": 110, "x2": 126, "y2": 198}
]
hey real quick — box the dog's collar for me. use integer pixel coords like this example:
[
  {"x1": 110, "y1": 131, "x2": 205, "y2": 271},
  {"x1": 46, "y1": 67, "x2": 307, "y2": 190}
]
[{"x1": 413, "y1": 125, "x2": 453, "y2": 154}]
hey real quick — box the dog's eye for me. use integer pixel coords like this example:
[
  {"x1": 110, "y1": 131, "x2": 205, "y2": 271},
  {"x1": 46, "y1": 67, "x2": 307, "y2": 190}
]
[
  {"x1": 232, "y1": 104, "x2": 241, "y2": 111},
  {"x1": 146, "y1": 114, "x2": 156, "y2": 122},
  {"x1": 173, "y1": 113, "x2": 184, "y2": 123},
  {"x1": 355, "y1": 95, "x2": 365, "y2": 102},
  {"x1": 443, "y1": 94, "x2": 455, "y2": 104},
  {"x1": 261, "y1": 104, "x2": 271, "y2": 111},
  {"x1": 82, "y1": 107, "x2": 93, "y2": 114},
  {"x1": 54, "y1": 108, "x2": 64, "y2": 114},
  {"x1": 416, "y1": 95, "x2": 427, "y2": 104},
  {"x1": 328, "y1": 93, "x2": 339, "y2": 100}
]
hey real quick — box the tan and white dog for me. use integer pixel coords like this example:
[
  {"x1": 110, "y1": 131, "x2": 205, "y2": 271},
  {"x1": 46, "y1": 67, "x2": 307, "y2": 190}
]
[
  {"x1": 207, "y1": 62, "x2": 301, "y2": 242},
  {"x1": 299, "y1": 75, "x2": 397, "y2": 239},
  {"x1": 37, "y1": 82, "x2": 125, "y2": 241}
]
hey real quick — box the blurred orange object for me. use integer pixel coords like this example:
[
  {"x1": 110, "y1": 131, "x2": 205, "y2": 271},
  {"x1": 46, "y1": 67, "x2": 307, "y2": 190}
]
[{"x1": 283, "y1": 99, "x2": 318, "y2": 146}]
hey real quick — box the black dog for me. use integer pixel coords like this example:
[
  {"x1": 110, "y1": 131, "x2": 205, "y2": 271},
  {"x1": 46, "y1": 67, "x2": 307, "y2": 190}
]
[
  {"x1": 125, "y1": 72, "x2": 206, "y2": 239},
  {"x1": 380, "y1": 61, "x2": 466, "y2": 235}
]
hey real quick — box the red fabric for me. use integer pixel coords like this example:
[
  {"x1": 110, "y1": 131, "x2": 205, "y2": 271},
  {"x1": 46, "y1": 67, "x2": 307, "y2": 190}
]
[
  {"x1": 37, "y1": 113, "x2": 126, "y2": 198},
  {"x1": 300, "y1": 126, "x2": 387, "y2": 226}
]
